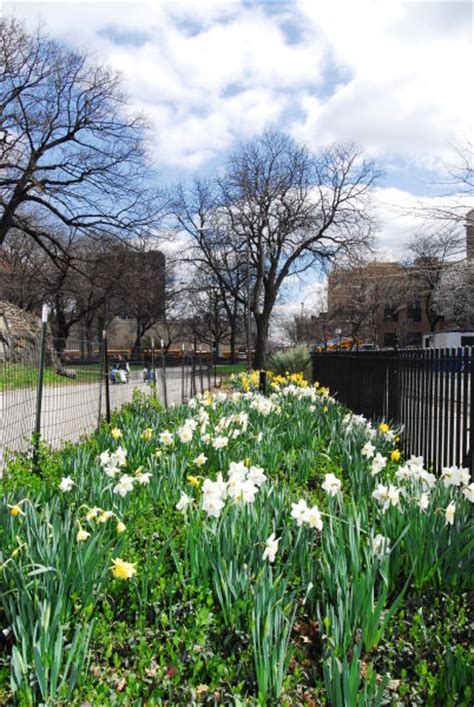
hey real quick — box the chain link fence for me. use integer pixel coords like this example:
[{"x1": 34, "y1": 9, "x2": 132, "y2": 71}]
[{"x1": 0, "y1": 326, "x2": 220, "y2": 471}]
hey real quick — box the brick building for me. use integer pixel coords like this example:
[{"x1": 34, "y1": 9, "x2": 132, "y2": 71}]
[{"x1": 323, "y1": 211, "x2": 474, "y2": 348}]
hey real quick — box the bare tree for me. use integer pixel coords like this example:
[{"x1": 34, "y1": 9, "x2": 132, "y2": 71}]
[
  {"x1": 433, "y1": 260, "x2": 474, "y2": 328},
  {"x1": 407, "y1": 226, "x2": 463, "y2": 331},
  {"x1": 0, "y1": 18, "x2": 159, "y2": 257},
  {"x1": 112, "y1": 246, "x2": 166, "y2": 353},
  {"x1": 173, "y1": 132, "x2": 379, "y2": 367}
]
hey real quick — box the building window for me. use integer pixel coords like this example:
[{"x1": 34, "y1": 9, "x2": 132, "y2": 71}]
[
  {"x1": 384, "y1": 305, "x2": 399, "y2": 321},
  {"x1": 407, "y1": 299, "x2": 422, "y2": 322},
  {"x1": 384, "y1": 332, "x2": 398, "y2": 348},
  {"x1": 407, "y1": 332, "x2": 422, "y2": 346}
]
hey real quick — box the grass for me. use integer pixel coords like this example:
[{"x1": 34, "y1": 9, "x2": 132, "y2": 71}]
[
  {"x1": 216, "y1": 361, "x2": 247, "y2": 376},
  {"x1": 0, "y1": 363, "x2": 101, "y2": 391}
]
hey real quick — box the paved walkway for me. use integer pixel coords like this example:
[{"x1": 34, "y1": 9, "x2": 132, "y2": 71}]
[{"x1": 0, "y1": 367, "x2": 207, "y2": 469}]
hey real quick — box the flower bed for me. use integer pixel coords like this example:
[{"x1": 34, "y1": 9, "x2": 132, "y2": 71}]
[{"x1": 0, "y1": 375, "x2": 472, "y2": 705}]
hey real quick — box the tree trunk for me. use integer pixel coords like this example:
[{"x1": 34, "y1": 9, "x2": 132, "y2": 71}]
[
  {"x1": 229, "y1": 319, "x2": 237, "y2": 364},
  {"x1": 253, "y1": 314, "x2": 269, "y2": 369}
]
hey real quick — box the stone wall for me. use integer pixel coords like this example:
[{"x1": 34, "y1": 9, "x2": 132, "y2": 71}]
[{"x1": 0, "y1": 301, "x2": 60, "y2": 367}]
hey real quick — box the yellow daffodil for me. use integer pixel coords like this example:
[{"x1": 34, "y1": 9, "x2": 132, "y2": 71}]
[
  {"x1": 155, "y1": 448, "x2": 162, "y2": 459},
  {"x1": 141, "y1": 428, "x2": 153, "y2": 441},
  {"x1": 391, "y1": 449, "x2": 401, "y2": 462},
  {"x1": 111, "y1": 557, "x2": 136, "y2": 580},
  {"x1": 187, "y1": 474, "x2": 201, "y2": 487},
  {"x1": 379, "y1": 422, "x2": 390, "y2": 434},
  {"x1": 116, "y1": 521, "x2": 126, "y2": 533},
  {"x1": 111, "y1": 427, "x2": 123, "y2": 440},
  {"x1": 323, "y1": 406, "x2": 328, "y2": 413},
  {"x1": 7, "y1": 499, "x2": 29, "y2": 517}
]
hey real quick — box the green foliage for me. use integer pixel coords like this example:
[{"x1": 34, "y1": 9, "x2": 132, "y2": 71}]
[
  {"x1": 0, "y1": 375, "x2": 471, "y2": 704},
  {"x1": 268, "y1": 345, "x2": 311, "y2": 379}
]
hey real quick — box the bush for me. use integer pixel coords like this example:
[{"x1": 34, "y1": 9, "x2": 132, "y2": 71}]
[{"x1": 268, "y1": 345, "x2": 311, "y2": 380}]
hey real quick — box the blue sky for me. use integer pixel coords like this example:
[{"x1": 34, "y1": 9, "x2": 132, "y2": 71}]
[{"x1": 5, "y1": 0, "x2": 473, "y2": 310}]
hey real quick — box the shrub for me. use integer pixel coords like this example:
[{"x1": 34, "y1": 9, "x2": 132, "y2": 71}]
[{"x1": 268, "y1": 345, "x2": 311, "y2": 380}]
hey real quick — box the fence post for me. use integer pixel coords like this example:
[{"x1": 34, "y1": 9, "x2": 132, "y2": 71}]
[
  {"x1": 199, "y1": 348, "x2": 204, "y2": 394},
  {"x1": 151, "y1": 338, "x2": 157, "y2": 399},
  {"x1": 160, "y1": 338, "x2": 168, "y2": 407},
  {"x1": 181, "y1": 343, "x2": 185, "y2": 403},
  {"x1": 191, "y1": 345, "x2": 196, "y2": 397},
  {"x1": 469, "y1": 347, "x2": 474, "y2": 475},
  {"x1": 207, "y1": 348, "x2": 212, "y2": 390},
  {"x1": 32, "y1": 303, "x2": 48, "y2": 471},
  {"x1": 102, "y1": 330, "x2": 111, "y2": 424},
  {"x1": 387, "y1": 351, "x2": 399, "y2": 422},
  {"x1": 259, "y1": 369, "x2": 267, "y2": 395}
]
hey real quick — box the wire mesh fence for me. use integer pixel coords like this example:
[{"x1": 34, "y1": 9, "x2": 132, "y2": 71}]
[{"x1": 0, "y1": 330, "x2": 221, "y2": 471}]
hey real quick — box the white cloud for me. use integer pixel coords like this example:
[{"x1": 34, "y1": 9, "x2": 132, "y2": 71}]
[
  {"x1": 293, "y1": 1, "x2": 473, "y2": 165},
  {"x1": 6, "y1": 0, "x2": 471, "y2": 175}
]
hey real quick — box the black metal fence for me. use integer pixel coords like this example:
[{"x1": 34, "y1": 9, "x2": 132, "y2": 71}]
[{"x1": 312, "y1": 348, "x2": 474, "y2": 474}]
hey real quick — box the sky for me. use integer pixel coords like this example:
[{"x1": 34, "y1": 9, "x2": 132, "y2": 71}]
[{"x1": 4, "y1": 0, "x2": 474, "y2": 313}]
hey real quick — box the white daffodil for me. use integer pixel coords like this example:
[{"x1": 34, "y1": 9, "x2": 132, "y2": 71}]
[
  {"x1": 99, "y1": 450, "x2": 111, "y2": 466},
  {"x1": 202, "y1": 474, "x2": 227, "y2": 501},
  {"x1": 176, "y1": 492, "x2": 192, "y2": 512},
  {"x1": 213, "y1": 435, "x2": 229, "y2": 450},
  {"x1": 445, "y1": 501, "x2": 456, "y2": 525},
  {"x1": 372, "y1": 484, "x2": 390, "y2": 511},
  {"x1": 177, "y1": 426, "x2": 193, "y2": 444},
  {"x1": 135, "y1": 471, "x2": 152, "y2": 485},
  {"x1": 441, "y1": 466, "x2": 462, "y2": 487},
  {"x1": 114, "y1": 446, "x2": 128, "y2": 467},
  {"x1": 321, "y1": 473, "x2": 342, "y2": 496},
  {"x1": 462, "y1": 482, "x2": 474, "y2": 503},
  {"x1": 371, "y1": 453, "x2": 387, "y2": 477},
  {"x1": 59, "y1": 476, "x2": 75, "y2": 492},
  {"x1": 194, "y1": 453, "x2": 207, "y2": 467},
  {"x1": 304, "y1": 505, "x2": 323, "y2": 531},
  {"x1": 418, "y1": 492, "x2": 430, "y2": 510},
  {"x1": 291, "y1": 499, "x2": 309, "y2": 526},
  {"x1": 372, "y1": 533, "x2": 390, "y2": 559},
  {"x1": 262, "y1": 533, "x2": 280, "y2": 563},
  {"x1": 361, "y1": 441, "x2": 376, "y2": 459},
  {"x1": 104, "y1": 465, "x2": 120, "y2": 478},
  {"x1": 202, "y1": 493, "x2": 225, "y2": 518},
  {"x1": 113, "y1": 474, "x2": 135, "y2": 497},
  {"x1": 247, "y1": 465, "x2": 267, "y2": 487},
  {"x1": 159, "y1": 430, "x2": 173, "y2": 446}
]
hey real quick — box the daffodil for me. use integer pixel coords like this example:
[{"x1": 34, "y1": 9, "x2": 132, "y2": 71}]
[
  {"x1": 76, "y1": 527, "x2": 90, "y2": 542},
  {"x1": 111, "y1": 557, "x2": 137, "y2": 580},
  {"x1": 445, "y1": 501, "x2": 456, "y2": 526},
  {"x1": 379, "y1": 422, "x2": 390, "y2": 434},
  {"x1": 116, "y1": 521, "x2": 126, "y2": 533},
  {"x1": 111, "y1": 427, "x2": 123, "y2": 440},
  {"x1": 141, "y1": 428, "x2": 154, "y2": 441},
  {"x1": 97, "y1": 510, "x2": 115, "y2": 523},
  {"x1": 391, "y1": 449, "x2": 401, "y2": 462},
  {"x1": 262, "y1": 533, "x2": 279, "y2": 563},
  {"x1": 187, "y1": 474, "x2": 201, "y2": 487},
  {"x1": 194, "y1": 453, "x2": 207, "y2": 467},
  {"x1": 176, "y1": 492, "x2": 192, "y2": 512},
  {"x1": 7, "y1": 499, "x2": 30, "y2": 517},
  {"x1": 59, "y1": 476, "x2": 75, "y2": 492},
  {"x1": 321, "y1": 473, "x2": 342, "y2": 496}
]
